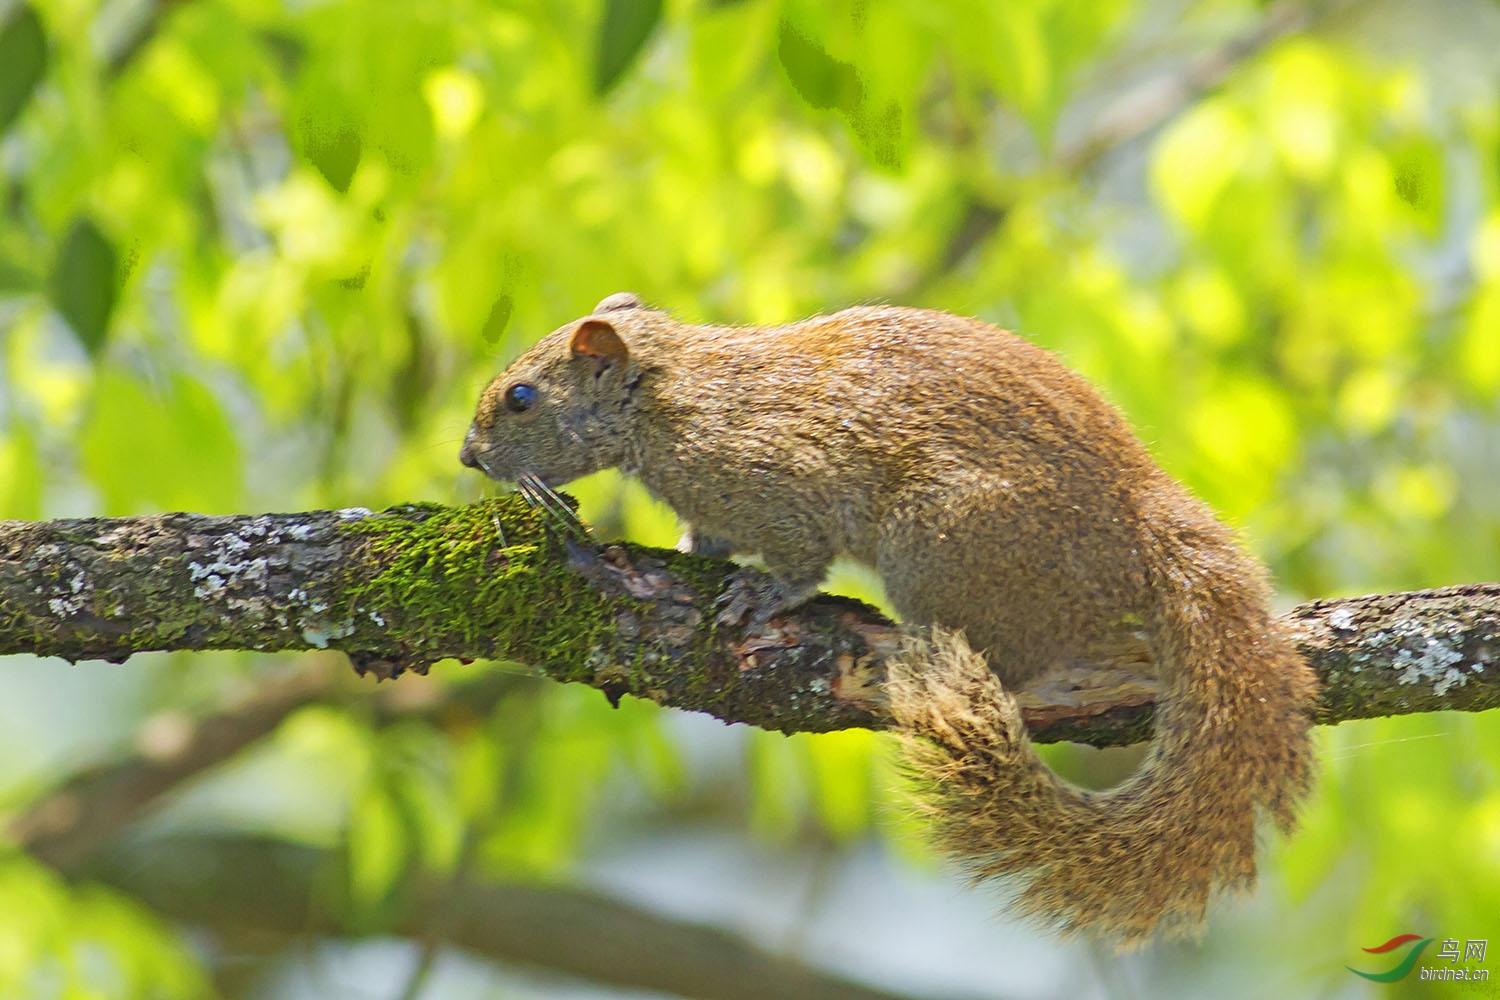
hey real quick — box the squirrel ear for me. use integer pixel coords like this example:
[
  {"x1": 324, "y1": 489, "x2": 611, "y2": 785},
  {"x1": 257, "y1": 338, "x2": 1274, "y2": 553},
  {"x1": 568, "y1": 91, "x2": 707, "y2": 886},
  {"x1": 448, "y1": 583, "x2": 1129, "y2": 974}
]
[
  {"x1": 594, "y1": 292, "x2": 642, "y2": 313},
  {"x1": 570, "y1": 319, "x2": 629, "y2": 374}
]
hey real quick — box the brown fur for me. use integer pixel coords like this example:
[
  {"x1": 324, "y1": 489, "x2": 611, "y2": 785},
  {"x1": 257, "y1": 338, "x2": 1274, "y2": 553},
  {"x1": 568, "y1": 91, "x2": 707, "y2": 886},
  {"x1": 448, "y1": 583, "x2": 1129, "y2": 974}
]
[{"x1": 461, "y1": 294, "x2": 1319, "y2": 946}]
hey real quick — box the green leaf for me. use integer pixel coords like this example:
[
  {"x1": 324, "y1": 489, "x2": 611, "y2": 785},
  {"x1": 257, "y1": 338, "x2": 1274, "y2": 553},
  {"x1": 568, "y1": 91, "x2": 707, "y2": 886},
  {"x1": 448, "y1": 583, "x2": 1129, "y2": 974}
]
[
  {"x1": 1391, "y1": 137, "x2": 1444, "y2": 235},
  {"x1": 482, "y1": 293, "x2": 513, "y2": 345},
  {"x1": 79, "y1": 371, "x2": 244, "y2": 514},
  {"x1": 851, "y1": 97, "x2": 903, "y2": 170},
  {"x1": 348, "y1": 783, "x2": 408, "y2": 908},
  {"x1": 48, "y1": 217, "x2": 118, "y2": 357},
  {"x1": 0, "y1": 429, "x2": 41, "y2": 520},
  {"x1": 593, "y1": 0, "x2": 662, "y2": 96},
  {"x1": 0, "y1": 5, "x2": 47, "y2": 135},
  {"x1": 777, "y1": 19, "x2": 861, "y2": 112},
  {"x1": 455, "y1": 732, "x2": 504, "y2": 819},
  {"x1": 393, "y1": 765, "x2": 465, "y2": 876},
  {"x1": 805, "y1": 730, "x2": 874, "y2": 841},
  {"x1": 0, "y1": 248, "x2": 37, "y2": 293},
  {"x1": 746, "y1": 729, "x2": 805, "y2": 839},
  {"x1": 257, "y1": 28, "x2": 307, "y2": 78},
  {"x1": 301, "y1": 120, "x2": 361, "y2": 194}
]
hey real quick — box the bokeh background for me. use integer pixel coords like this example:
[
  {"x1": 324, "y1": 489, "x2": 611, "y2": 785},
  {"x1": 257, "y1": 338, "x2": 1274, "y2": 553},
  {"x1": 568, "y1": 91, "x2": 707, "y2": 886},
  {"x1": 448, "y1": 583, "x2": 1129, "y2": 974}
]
[{"x1": 1, "y1": 0, "x2": 1498, "y2": 996}]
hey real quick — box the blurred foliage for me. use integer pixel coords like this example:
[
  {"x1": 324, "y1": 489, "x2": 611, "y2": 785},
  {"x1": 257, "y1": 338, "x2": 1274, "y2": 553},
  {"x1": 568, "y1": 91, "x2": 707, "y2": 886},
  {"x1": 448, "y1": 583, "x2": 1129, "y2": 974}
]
[
  {"x1": 1, "y1": 0, "x2": 1498, "y2": 995},
  {"x1": 0, "y1": 856, "x2": 208, "y2": 997}
]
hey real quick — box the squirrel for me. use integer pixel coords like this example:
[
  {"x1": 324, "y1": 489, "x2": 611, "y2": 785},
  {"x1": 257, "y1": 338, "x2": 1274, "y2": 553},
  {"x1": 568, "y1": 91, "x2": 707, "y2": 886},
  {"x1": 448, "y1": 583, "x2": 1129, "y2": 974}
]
[{"x1": 459, "y1": 292, "x2": 1319, "y2": 946}]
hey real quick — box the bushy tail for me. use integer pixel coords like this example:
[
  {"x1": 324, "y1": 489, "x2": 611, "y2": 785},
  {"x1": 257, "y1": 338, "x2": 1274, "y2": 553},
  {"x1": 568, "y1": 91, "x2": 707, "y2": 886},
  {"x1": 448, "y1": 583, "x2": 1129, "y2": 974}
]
[{"x1": 887, "y1": 556, "x2": 1318, "y2": 947}]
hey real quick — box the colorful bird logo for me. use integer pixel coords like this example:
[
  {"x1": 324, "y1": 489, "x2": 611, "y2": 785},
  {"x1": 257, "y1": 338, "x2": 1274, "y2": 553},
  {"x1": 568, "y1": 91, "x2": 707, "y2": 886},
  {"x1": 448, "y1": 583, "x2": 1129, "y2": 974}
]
[{"x1": 1347, "y1": 934, "x2": 1435, "y2": 982}]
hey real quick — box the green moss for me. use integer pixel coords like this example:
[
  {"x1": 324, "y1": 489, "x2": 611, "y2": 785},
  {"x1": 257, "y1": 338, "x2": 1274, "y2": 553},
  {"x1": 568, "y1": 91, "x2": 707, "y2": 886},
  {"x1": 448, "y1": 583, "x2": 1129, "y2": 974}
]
[
  {"x1": 340, "y1": 498, "x2": 630, "y2": 678},
  {"x1": 335, "y1": 499, "x2": 852, "y2": 730}
]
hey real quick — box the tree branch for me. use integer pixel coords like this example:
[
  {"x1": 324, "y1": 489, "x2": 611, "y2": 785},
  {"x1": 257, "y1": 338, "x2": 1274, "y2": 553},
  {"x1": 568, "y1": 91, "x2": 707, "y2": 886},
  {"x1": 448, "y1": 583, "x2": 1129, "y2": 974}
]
[
  {"x1": 3, "y1": 501, "x2": 1498, "y2": 750},
  {"x1": 9, "y1": 659, "x2": 530, "y2": 868},
  {"x1": 1052, "y1": 0, "x2": 1331, "y2": 173},
  {"x1": 80, "y1": 833, "x2": 943, "y2": 1000},
  {"x1": 904, "y1": 0, "x2": 1352, "y2": 296},
  {"x1": 17, "y1": 658, "x2": 935, "y2": 1000}
]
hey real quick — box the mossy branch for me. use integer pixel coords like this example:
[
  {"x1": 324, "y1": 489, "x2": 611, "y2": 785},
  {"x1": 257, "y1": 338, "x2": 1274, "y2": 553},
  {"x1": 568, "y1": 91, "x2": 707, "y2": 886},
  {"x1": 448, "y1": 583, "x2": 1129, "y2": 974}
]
[{"x1": 2, "y1": 498, "x2": 1498, "y2": 746}]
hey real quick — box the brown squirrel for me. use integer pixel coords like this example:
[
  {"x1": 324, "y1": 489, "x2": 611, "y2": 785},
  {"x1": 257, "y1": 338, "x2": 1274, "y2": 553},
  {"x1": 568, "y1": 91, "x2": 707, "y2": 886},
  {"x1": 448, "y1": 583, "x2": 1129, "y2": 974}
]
[{"x1": 459, "y1": 293, "x2": 1319, "y2": 946}]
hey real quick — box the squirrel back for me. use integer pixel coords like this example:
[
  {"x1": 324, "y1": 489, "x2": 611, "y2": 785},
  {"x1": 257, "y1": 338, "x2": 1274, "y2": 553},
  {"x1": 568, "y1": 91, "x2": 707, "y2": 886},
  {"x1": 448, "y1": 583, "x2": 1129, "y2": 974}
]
[{"x1": 461, "y1": 294, "x2": 1319, "y2": 945}]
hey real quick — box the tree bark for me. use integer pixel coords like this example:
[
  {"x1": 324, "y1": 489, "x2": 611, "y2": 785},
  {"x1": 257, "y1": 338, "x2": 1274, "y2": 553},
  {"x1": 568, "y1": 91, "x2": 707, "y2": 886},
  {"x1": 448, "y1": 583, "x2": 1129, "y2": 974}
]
[{"x1": 3, "y1": 499, "x2": 1498, "y2": 748}]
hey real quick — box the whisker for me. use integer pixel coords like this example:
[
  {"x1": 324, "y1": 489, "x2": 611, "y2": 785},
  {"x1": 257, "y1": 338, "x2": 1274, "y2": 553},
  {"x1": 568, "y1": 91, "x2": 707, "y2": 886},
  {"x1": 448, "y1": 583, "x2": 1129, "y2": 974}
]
[
  {"x1": 1324, "y1": 731, "x2": 1450, "y2": 761},
  {"x1": 523, "y1": 479, "x2": 584, "y2": 534},
  {"x1": 517, "y1": 473, "x2": 590, "y2": 542},
  {"x1": 515, "y1": 476, "x2": 561, "y2": 528}
]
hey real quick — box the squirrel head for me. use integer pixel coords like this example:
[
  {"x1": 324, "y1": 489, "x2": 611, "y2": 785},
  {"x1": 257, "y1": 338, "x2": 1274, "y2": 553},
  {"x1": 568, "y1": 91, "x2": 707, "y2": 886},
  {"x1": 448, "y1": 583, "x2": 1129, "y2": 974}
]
[{"x1": 460, "y1": 292, "x2": 648, "y2": 486}]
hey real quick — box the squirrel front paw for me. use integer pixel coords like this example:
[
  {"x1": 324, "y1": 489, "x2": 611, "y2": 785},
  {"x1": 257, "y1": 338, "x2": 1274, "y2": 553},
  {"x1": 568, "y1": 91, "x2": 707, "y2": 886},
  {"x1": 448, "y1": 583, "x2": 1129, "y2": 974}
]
[
  {"x1": 714, "y1": 567, "x2": 816, "y2": 628},
  {"x1": 677, "y1": 528, "x2": 735, "y2": 559}
]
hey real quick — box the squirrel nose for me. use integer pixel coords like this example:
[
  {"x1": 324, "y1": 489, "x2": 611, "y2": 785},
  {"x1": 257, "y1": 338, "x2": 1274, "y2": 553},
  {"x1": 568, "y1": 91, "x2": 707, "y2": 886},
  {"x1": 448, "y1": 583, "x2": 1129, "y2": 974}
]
[{"x1": 458, "y1": 440, "x2": 480, "y2": 469}]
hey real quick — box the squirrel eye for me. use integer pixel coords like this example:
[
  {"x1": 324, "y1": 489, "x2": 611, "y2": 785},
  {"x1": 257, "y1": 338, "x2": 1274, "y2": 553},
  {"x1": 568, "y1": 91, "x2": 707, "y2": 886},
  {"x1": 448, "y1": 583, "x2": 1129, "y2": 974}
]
[{"x1": 503, "y1": 383, "x2": 538, "y2": 413}]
